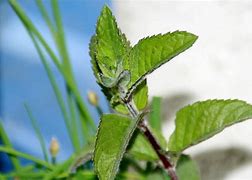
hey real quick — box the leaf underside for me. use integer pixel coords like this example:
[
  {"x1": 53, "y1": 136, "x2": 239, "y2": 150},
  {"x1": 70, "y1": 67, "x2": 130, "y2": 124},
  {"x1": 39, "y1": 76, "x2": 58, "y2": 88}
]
[
  {"x1": 168, "y1": 99, "x2": 252, "y2": 152},
  {"x1": 94, "y1": 114, "x2": 140, "y2": 180}
]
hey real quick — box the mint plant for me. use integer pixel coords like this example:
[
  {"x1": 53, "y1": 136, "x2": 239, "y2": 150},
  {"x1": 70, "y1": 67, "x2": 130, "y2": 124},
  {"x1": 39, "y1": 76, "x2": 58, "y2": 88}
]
[
  {"x1": 1, "y1": 1, "x2": 252, "y2": 179},
  {"x1": 91, "y1": 5, "x2": 252, "y2": 180}
]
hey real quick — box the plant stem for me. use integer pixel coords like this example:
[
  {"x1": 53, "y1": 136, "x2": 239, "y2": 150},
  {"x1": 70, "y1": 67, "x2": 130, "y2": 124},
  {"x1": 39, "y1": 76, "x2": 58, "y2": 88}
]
[{"x1": 124, "y1": 99, "x2": 178, "y2": 180}]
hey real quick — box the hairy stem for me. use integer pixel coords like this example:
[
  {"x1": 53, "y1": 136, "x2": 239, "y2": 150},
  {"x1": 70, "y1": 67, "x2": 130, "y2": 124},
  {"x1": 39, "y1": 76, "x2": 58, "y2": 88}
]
[{"x1": 124, "y1": 99, "x2": 178, "y2": 180}]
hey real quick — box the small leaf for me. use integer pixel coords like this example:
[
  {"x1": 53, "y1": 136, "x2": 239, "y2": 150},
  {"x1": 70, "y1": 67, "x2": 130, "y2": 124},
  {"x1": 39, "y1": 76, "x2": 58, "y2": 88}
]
[
  {"x1": 128, "y1": 131, "x2": 158, "y2": 161},
  {"x1": 94, "y1": 114, "x2": 141, "y2": 180},
  {"x1": 145, "y1": 154, "x2": 200, "y2": 180},
  {"x1": 90, "y1": 6, "x2": 148, "y2": 114},
  {"x1": 69, "y1": 143, "x2": 94, "y2": 173},
  {"x1": 146, "y1": 170, "x2": 170, "y2": 180},
  {"x1": 126, "y1": 31, "x2": 198, "y2": 92},
  {"x1": 128, "y1": 127, "x2": 166, "y2": 162},
  {"x1": 176, "y1": 155, "x2": 200, "y2": 180},
  {"x1": 95, "y1": 5, "x2": 130, "y2": 78},
  {"x1": 149, "y1": 96, "x2": 162, "y2": 131},
  {"x1": 168, "y1": 99, "x2": 252, "y2": 152}
]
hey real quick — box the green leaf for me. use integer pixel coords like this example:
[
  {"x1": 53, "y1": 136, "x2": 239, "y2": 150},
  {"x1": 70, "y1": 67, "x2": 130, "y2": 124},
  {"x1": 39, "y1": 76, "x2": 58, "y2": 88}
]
[
  {"x1": 128, "y1": 127, "x2": 166, "y2": 162},
  {"x1": 176, "y1": 155, "x2": 200, "y2": 180},
  {"x1": 94, "y1": 114, "x2": 140, "y2": 180},
  {"x1": 69, "y1": 142, "x2": 94, "y2": 173},
  {"x1": 146, "y1": 170, "x2": 170, "y2": 180},
  {"x1": 168, "y1": 99, "x2": 252, "y2": 152},
  {"x1": 71, "y1": 170, "x2": 97, "y2": 180},
  {"x1": 126, "y1": 31, "x2": 198, "y2": 92},
  {"x1": 90, "y1": 6, "x2": 148, "y2": 114},
  {"x1": 128, "y1": 131, "x2": 158, "y2": 161},
  {"x1": 149, "y1": 96, "x2": 162, "y2": 131},
  {"x1": 145, "y1": 155, "x2": 200, "y2": 180},
  {"x1": 94, "y1": 5, "x2": 130, "y2": 79}
]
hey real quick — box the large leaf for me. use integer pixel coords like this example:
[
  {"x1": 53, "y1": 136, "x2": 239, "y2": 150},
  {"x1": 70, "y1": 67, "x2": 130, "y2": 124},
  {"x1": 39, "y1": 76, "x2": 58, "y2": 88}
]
[
  {"x1": 94, "y1": 114, "x2": 140, "y2": 180},
  {"x1": 168, "y1": 99, "x2": 252, "y2": 152},
  {"x1": 126, "y1": 31, "x2": 198, "y2": 92}
]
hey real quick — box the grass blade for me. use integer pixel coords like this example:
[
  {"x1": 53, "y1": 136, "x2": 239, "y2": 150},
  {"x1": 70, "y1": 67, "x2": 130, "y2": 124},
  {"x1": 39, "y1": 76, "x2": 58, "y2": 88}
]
[
  {"x1": 44, "y1": 155, "x2": 75, "y2": 180},
  {"x1": 50, "y1": 0, "x2": 94, "y2": 140},
  {"x1": 66, "y1": 89, "x2": 81, "y2": 151},
  {"x1": 36, "y1": 0, "x2": 56, "y2": 36},
  {"x1": 0, "y1": 121, "x2": 21, "y2": 170},
  {"x1": 0, "y1": 146, "x2": 53, "y2": 169},
  {"x1": 9, "y1": 0, "x2": 62, "y2": 71},
  {"x1": 27, "y1": 31, "x2": 78, "y2": 150},
  {"x1": 9, "y1": 0, "x2": 96, "y2": 132},
  {"x1": 24, "y1": 103, "x2": 49, "y2": 162}
]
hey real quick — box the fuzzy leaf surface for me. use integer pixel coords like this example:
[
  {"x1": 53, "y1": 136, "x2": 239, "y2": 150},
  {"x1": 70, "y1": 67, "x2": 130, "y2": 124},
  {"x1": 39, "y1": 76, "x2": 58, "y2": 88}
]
[
  {"x1": 168, "y1": 99, "x2": 252, "y2": 152},
  {"x1": 94, "y1": 114, "x2": 140, "y2": 180},
  {"x1": 126, "y1": 31, "x2": 197, "y2": 91}
]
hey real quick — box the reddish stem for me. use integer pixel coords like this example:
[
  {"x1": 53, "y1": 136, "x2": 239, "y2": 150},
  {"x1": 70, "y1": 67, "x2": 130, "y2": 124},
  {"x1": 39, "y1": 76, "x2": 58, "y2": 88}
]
[
  {"x1": 124, "y1": 99, "x2": 178, "y2": 180},
  {"x1": 139, "y1": 122, "x2": 178, "y2": 180}
]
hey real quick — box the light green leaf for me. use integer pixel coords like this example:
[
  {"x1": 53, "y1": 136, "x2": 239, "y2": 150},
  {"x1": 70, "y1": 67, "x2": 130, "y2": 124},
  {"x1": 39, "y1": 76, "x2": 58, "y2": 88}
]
[
  {"x1": 176, "y1": 155, "x2": 200, "y2": 180},
  {"x1": 126, "y1": 31, "x2": 198, "y2": 92},
  {"x1": 149, "y1": 96, "x2": 162, "y2": 131},
  {"x1": 72, "y1": 170, "x2": 97, "y2": 180},
  {"x1": 95, "y1": 5, "x2": 130, "y2": 79},
  {"x1": 133, "y1": 80, "x2": 148, "y2": 111},
  {"x1": 146, "y1": 170, "x2": 170, "y2": 180},
  {"x1": 69, "y1": 142, "x2": 94, "y2": 173},
  {"x1": 128, "y1": 132, "x2": 158, "y2": 161},
  {"x1": 94, "y1": 114, "x2": 140, "y2": 180},
  {"x1": 145, "y1": 154, "x2": 200, "y2": 180},
  {"x1": 128, "y1": 127, "x2": 166, "y2": 162},
  {"x1": 168, "y1": 99, "x2": 252, "y2": 152}
]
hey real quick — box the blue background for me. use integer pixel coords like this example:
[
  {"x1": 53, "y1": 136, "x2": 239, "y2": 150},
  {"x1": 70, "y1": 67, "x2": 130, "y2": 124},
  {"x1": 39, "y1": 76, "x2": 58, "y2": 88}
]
[{"x1": 0, "y1": 0, "x2": 110, "y2": 172}]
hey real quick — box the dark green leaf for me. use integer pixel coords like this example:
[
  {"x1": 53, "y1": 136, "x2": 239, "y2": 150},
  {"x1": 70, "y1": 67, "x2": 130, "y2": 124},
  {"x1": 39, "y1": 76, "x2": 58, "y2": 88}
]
[{"x1": 94, "y1": 114, "x2": 140, "y2": 180}]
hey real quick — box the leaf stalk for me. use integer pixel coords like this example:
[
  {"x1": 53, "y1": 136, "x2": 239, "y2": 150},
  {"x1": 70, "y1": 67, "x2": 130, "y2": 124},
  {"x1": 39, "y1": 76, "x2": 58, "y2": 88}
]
[{"x1": 123, "y1": 98, "x2": 178, "y2": 180}]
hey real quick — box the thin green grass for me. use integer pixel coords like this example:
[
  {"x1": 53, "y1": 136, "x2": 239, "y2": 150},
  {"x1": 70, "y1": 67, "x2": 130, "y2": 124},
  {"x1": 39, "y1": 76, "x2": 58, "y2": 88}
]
[
  {"x1": 0, "y1": 121, "x2": 21, "y2": 170},
  {"x1": 2, "y1": 1, "x2": 100, "y2": 179},
  {"x1": 24, "y1": 103, "x2": 49, "y2": 162},
  {"x1": 0, "y1": 146, "x2": 53, "y2": 169}
]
